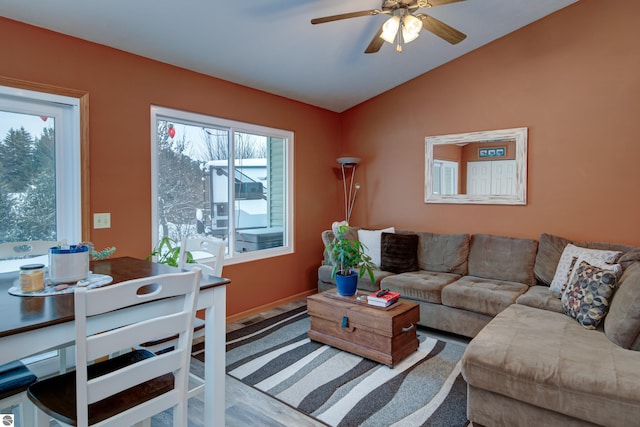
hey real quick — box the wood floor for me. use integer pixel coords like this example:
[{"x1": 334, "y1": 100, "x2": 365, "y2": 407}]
[
  {"x1": 154, "y1": 298, "x2": 325, "y2": 427},
  {"x1": 221, "y1": 299, "x2": 325, "y2": 427}
]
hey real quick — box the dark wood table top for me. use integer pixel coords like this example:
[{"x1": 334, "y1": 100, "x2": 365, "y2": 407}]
[{"x1": 0, "y1": 256, "x2": 230, "y2": 338}]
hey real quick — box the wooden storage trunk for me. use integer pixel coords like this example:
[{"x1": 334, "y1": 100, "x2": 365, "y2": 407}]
[{"x1": 307, "y1": 292, "x2": 419, "y2": 367}]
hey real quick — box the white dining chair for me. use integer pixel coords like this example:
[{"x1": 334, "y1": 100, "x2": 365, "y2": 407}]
[
  {"x1": 26, "y1": 268, "x2": 202, "y2": 427},
  {"x1": 177, "y1": 235, "x2": 226, "y2": 351},
  {"x1": 140, "y1": 236, "x2": 226, "y2": 398},
  {"x1": 0, "y1": 240, "x2": 66, "y2": 260},
  {"x1": 178, "y1": 235, "x2": 226, "y2": 276},
  {"x1": 0, "y1": 360, "x2": 37, "y2": 427}
]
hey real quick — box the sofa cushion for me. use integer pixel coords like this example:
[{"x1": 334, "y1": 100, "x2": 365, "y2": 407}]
[
  {"x1": 416, "y1": 232, "x2": 469, "y2": 275},
  {"x1": 534, "y1": 233, "x2": 637, "y2": 285},
  {"x1": 605, "y1": 262, "x2": 640, "y2": 350},
  {"x1": 619, "y1": 248, "x2": 640, "y2": 270},
  {"x1": 381, "y1": 271, "x2": 461, "y2": 304},
  {"x1": 357, "y1": 227, "x2": 395, "y2": 267},
  {"x1": 584, "y1": 240, "x2": 637, "y2": 255},
  {"x1": 462, "y1": 304, "x2": 640, "y2": 427},
  {"x1": 534, "y1": 233, "x2": 572, "y2": 285},
  {"x1": 467, "y1": 234, "x2": 538, "y2": 286},
  {"x1": 441, "y1": 276, "x2": 529, "y2": 317},
  {"x1": 549, "y1": 244, "x2": 621, "y2": 297},
  {"x1": 380, "y1": 232, "x2": 419, "y2": 274},
  {"x1": 516, "y1": 285, "x2": 564, "y2": 314},
  {"x1": 561, "y1": 260, "x2": 619, "y2": 329}
]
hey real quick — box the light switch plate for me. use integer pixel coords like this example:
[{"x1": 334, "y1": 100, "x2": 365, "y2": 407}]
[{"x1": 94, "y1": 213, "x2": 111, "y2": 229}]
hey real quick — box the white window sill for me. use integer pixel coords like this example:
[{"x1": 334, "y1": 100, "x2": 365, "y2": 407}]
[{"x1": 0, "y1": 255, "x2": 49, "y2": 276}]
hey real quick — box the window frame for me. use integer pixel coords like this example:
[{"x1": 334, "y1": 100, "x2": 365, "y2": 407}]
[
  {"x1": 0, "y1": 76, "x2": 89, "y2": 255},
  {"x1": 150, "y1": 105, "x2": 294, "y2": 265},
  {"x1": 0, "y1": 77, "x2": 88, "y2": 369},
  {"x1": 432, "y1": 159, "x2": 459, "y2": 195}
]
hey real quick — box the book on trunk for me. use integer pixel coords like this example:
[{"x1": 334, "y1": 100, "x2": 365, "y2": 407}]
[{"x1": 367, "y1": 290, "x2": 400, "y2": 307}]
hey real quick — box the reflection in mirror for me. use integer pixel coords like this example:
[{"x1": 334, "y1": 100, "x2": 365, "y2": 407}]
[{"x1": 425, "y1": 127, "x2": 527, "y2": 205}]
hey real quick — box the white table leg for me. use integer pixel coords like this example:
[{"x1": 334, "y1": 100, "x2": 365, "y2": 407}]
[{"x1": 204, "y1": 285, "x2": 226, "y2": 427}]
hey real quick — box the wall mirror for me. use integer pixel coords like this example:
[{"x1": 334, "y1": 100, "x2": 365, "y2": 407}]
[{"x1": 425, "y1": 127, "x2": 527, "y2": 205}]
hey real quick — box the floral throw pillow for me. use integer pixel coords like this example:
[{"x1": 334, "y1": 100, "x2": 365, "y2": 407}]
[
  {"x1": 561, "y1": 260, "x2": 619, "y2": 329},
  {"x1": 550, "y1": 244, "x2": 621, "y2": 297}
]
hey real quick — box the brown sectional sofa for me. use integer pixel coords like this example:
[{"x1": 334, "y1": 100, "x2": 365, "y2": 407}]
[{"x1": 317, "y1": 228, "x2": 640, "y2": 426}]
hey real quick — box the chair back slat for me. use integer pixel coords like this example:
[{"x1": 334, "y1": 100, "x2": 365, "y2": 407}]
[
  {"x1": 82, "y1": 271, "x2": 198, "y2": 315},
  {"x1": 86, "y1": 311, "x2": 192, "y2": 360},
  {"x1": 103, "y1": 390, "x2": 181, "y2": 426},
  {"x1": 87, "y1": 350, "x2": 183, "y2": 404}
]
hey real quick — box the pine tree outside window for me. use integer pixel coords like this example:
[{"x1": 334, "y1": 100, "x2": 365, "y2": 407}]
[{"x1": 0, "y1": 84, "x2": 82, "y2": 272}]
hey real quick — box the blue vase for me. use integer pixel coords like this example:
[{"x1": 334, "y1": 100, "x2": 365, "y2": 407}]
[{"x1": 335, "y1": 271, "x2": 358, "y2": 297}]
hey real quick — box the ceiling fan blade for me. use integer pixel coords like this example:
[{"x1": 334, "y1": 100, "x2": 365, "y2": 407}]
[
  {"x1": 418, "y1": 14, "x2": 467, "y2": 44},
  {"x1": 423, "y1": 0, "x2": 467, "y2": 7},
  {"x1": 364, "y1": 27, "x2": 385, "y2": 54},
  {"x1": 311, "y1": 10, "x2": 380, "y2": 25}
]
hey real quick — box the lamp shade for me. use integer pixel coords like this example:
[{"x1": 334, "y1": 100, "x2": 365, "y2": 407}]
[
  {"x1": 380, "y1": 16, "x2": 400, "y2": 44},
  {"x1": 337, "y1": 157, "x2": 361, "y2": 166},
  {"x1": 402, "y1": 14, "x2": 422, "y2": 43}
]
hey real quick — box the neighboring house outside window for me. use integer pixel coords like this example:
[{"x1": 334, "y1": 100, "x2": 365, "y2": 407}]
[{"x1": 150, "y1": 106, "x2": 293, "y2": 265}]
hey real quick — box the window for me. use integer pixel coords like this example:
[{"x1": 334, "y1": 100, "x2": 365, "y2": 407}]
[
  {"x1": 0, "y1": 79, "x2": 86, "y2": 370},
  {"x1": 432, "y1": 160, "x2": 458, "y2": 195},
  {"x1": 151, "y1": 106, "x2": 293, "y2": 264},
  {"x1": 0, "y1": 81, "x2": 84, "y2": 272}
]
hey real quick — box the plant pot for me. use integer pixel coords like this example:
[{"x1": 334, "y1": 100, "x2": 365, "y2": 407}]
[{"x1": 335, "y1": 271, "x2": 358, "y2": 297}]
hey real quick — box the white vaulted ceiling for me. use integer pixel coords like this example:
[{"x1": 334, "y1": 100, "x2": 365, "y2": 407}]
[{"x1": 1, "y1": 0, "x2": 578, "y2": 112}]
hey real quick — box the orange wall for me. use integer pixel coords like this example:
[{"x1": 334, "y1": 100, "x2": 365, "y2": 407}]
[
  {"x1": 2, "y1": 0, "x2": 639, "y2": 318},
  {"x1": 0, "y1": 17, "x2": 343, "y2": 317},
  {"x1": 341, "y1": 0, "x2": 640, "y2": 246}
]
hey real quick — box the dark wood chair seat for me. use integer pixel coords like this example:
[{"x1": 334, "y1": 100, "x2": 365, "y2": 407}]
[{"x1": 28, "y1": 349, "x2": 173, "y2": 425}]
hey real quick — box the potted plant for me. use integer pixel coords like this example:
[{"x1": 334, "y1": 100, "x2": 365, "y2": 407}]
[
  {"x1": 325, "y1": 221, "x2": 376, "y2": 296},
  {"x1": 146, "y1": 236, "x2": 193, "y2": 267}
]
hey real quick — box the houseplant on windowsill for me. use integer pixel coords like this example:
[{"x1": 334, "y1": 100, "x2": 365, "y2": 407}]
[
  {"x1": 146, "y1": 237, "x2": 194, "y2": 267},
  {"x1": 325, "y1": 221, "x2": 376, "y2": 297}
]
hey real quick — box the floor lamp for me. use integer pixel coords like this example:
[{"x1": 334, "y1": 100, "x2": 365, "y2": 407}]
[{"x1": 337, "y1": 157, "x2": 360, "y2": 223}]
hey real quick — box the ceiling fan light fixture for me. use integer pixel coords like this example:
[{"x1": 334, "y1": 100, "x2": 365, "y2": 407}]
[
  {"x1": 402, "y1": 28, "x2": 419, "y2": 43},
  {"x1": 380, "y1": 16, "x2": 400, "y2": 44},
  {"x1": 402, "y1": 14, "x2": 423, "y2": 43}
]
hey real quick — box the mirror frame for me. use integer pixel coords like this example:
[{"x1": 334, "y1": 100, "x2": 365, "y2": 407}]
[{"x1": 425, "y1": 127, "x2": 528, "y2": 205}]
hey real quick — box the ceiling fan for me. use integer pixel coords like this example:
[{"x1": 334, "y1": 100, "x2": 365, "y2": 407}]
[{"x1": 311, "y1": 0, "x2": 467, "y2": 53}]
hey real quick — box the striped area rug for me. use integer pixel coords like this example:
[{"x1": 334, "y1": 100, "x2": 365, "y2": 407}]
[{"x1": 204, "y1": 305, "x2": 469, "y2": 427}]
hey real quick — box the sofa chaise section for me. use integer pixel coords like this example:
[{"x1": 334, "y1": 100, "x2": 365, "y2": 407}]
[{"x1": 462, "y1": 303, "x2": 640, "y2": 426}]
